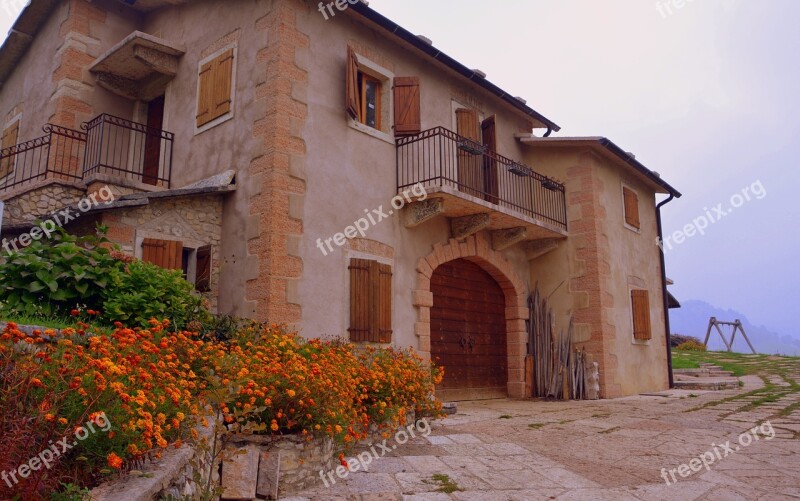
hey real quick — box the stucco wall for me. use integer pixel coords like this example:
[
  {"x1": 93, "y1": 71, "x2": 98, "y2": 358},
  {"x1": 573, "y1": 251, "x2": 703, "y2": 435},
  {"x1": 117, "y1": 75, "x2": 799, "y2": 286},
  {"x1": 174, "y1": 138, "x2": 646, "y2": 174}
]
[
  {"x1": 0, "y1": 3, "x2": 68, "y2": 141},
  {"x1": 294, "y1": 1, "x2": 541, "y2": 348},
  {"x1": 523, "y1": 146, "x2": 669, "y2": 397}
]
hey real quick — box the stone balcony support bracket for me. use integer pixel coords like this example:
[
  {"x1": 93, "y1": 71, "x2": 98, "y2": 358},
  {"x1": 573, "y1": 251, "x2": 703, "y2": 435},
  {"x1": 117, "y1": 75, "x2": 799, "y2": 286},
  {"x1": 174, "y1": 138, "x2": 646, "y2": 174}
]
[{"x1": 403, "y1": 197, "x2": 445, "y2": 228}]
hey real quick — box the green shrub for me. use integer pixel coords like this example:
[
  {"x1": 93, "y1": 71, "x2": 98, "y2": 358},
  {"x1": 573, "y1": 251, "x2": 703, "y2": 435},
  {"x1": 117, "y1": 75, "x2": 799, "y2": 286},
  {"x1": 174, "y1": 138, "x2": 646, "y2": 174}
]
[
  {"x1": 102, "y1": 260, "x2": 210, "y2": 329},
  {"x1": 677, "y1": 340, "x2": 707, "y2": 352},
  {"x1": 0, "y1": 226, "x2": 210, "y2": 330},
  {"x1": 0, "y1": 227, "x2": 122, "y2": 318}
]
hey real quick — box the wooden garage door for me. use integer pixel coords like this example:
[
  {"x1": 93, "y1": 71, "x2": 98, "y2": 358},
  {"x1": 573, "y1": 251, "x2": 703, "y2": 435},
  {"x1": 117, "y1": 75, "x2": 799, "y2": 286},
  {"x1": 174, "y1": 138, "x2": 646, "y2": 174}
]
[{"x1": 431, "y1": 259, "x2": 507, "y2": 401}]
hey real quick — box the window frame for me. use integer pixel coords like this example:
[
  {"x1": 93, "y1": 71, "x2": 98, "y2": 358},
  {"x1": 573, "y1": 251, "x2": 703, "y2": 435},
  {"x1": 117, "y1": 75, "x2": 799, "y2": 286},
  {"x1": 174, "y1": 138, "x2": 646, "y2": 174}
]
[
  {"x1": 346, "y1": 50, "x2": 394, "y2": 144},
  {"x1": 194, "y1": 44, "x2": 238, "y2": 135}
]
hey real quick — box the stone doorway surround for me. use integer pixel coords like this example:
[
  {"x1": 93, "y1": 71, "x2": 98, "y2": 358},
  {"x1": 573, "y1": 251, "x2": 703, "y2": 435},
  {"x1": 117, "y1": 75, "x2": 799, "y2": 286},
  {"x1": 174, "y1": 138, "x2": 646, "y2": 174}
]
[{"x1": 412, "y1": 232, "x2": 529, "y2": 398}]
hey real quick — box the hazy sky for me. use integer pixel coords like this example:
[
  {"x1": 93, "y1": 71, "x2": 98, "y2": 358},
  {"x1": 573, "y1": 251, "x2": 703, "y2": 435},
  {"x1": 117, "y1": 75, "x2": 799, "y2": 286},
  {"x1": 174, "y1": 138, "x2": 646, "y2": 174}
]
[{"x1": 1, "y1": 1, "x2": 797, "y2": 337}]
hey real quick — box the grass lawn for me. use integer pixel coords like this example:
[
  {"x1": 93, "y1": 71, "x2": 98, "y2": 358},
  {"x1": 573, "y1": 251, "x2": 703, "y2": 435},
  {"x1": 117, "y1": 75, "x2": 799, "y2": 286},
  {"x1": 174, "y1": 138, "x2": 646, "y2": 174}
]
[
  {"x1": 672, "y1": 349, "x2": 800, "y2": 377},
  {"x1": 0, "y1": 313, "x2": 74, "y2": 330}
]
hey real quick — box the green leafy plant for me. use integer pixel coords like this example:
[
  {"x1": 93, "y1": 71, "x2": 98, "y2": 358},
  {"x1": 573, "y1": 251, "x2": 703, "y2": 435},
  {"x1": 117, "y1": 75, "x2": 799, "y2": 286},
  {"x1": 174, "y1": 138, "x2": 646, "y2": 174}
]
[
  {"x1": 101, "y1": 260, "x2": 210, "y2": 330},
  {"x1": 0, "y1": 227, "x2": 122, "y2": 318}
]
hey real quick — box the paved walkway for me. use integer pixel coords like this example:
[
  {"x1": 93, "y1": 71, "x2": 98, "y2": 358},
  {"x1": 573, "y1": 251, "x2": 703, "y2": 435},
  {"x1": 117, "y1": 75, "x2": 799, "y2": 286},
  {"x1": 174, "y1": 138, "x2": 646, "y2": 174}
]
[{"x1": 289, "y1": 367, "x2": 800, "y2": 500}]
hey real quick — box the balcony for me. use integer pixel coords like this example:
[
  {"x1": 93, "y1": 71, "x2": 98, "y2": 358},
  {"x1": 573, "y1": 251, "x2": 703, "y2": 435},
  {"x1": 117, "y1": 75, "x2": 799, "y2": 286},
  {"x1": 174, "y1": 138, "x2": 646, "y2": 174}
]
[
  {"x1": 397, "y1": 127, "x2": 567, "y2": 242},
  {"x1": 0, "y1": 114, "x2": 173, "y2": 196}
]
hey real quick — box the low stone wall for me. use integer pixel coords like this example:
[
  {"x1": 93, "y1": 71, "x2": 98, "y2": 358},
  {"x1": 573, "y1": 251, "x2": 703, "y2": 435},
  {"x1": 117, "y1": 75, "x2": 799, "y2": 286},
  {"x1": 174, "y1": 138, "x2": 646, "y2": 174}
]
[
  {"x1": 90, "y1": 423, "x2": 215, "y2": 501},
  {"x1": 220, "y1": 433, "x2": 337, "y2": 499},
  {"x1": 89, "y1": 411, "x2": 417, "y2": 500}
]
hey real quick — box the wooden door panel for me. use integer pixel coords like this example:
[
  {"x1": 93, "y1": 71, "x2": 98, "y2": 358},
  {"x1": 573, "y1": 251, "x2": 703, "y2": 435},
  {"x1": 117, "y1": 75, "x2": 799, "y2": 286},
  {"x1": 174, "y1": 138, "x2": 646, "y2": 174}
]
[{"x1": 430, "y1": 259, "x2": 507, "y2": 400}]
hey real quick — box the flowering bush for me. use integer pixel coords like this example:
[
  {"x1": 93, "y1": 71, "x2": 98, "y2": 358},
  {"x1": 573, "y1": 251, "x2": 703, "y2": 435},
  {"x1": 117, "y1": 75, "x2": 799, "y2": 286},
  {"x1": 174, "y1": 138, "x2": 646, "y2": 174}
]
[
  {"x1": 210, "y1": 327, "x2": 443, "y2": 443},
  {"x1": 0, "y1": 321, "x2": 442, "y2": 498},
  {"x1": 676, "y1": 340, "x2": 707, "y2": 352},
  {"x1": 0, "y1": 320, "x2": 203, "y2": 498}
]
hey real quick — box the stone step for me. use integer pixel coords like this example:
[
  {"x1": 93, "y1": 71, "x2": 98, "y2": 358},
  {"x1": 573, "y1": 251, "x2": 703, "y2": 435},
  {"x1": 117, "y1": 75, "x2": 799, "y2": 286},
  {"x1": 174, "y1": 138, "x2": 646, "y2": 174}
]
[
  {"x1": 673, "y1": 368, "x2": 734, "y2": 378},
  {"x1": 673, "y1": 379, "x2": 740, "y2": 391}
]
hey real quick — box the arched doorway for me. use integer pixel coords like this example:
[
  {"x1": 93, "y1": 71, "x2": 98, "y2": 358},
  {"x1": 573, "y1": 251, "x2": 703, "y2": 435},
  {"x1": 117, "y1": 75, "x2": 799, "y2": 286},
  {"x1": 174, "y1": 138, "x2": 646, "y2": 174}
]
[{"x1": 431, "y1": 258, "x2": 508, "y2": 401}]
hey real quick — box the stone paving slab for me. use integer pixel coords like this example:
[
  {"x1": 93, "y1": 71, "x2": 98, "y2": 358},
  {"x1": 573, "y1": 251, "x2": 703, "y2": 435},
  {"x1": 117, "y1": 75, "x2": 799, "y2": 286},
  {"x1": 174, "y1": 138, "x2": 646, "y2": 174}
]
[{"x1": 290, "y1": 377, "x2": 800, "y2": 500}]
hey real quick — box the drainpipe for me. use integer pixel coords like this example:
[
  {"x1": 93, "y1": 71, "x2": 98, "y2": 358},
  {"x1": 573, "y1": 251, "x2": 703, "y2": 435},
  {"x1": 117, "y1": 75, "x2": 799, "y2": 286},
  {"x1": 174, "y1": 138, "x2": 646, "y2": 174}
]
[{"x1": 656, "y1": 193, "x2": 676, "y2": 388}]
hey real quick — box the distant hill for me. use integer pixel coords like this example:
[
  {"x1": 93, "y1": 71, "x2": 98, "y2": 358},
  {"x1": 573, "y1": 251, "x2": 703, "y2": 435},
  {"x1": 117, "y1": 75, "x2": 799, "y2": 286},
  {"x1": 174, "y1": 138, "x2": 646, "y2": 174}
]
[{"x1": 669, "y1": 300, "x2": 800, "y2": 356}]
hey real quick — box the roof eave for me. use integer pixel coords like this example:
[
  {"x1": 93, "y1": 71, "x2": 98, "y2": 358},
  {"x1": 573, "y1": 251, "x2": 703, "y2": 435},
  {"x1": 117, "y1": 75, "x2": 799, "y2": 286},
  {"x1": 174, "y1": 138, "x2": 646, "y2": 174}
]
[{"x1": 519, "y1": 136, "x2": 681, "y2": 197}]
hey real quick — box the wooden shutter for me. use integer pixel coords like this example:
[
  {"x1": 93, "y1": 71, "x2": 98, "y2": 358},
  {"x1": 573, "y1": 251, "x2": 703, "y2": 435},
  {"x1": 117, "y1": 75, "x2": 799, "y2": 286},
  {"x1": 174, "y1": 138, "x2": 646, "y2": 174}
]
[
  {"x1": 631, "y1": 289, "x2": 652, "y2": 341},
  {"x1": 213, "y1": 49, "x2": 235, "y2": 119},
  {"x1": 142, "y1": 238, "x2": 183, "y2": 271},
  {"x1": 456, "y1": 108, "x2": 482, "y2": 196},
  {"x1": 623, "y1": 187, "x2": 640, "y2": 229},
  {"x1": 456, "y1": 108, "x2": 480, "y2": 141},
  {"x1": 349, "y1": 258, "x2": 393, "y2": 343},
  {"x1": 377, "y1": 263, "x2": 393, "y2": 343},
  {"x1": 196, "y1": 49, "x2": 235, "y2": 128},
  {"x1": 0, "y1": 121, "x2": 20, "y2": 178},
  {"x1": 349, "y1": 258, "x2": 372, "y2": 342},
  {"x1": 393, "y1": 76, "x2": 421, "y2": 136},
  {"x1": 195, "y1": 245, "x2": 212, "y2": 292},
  {"x1": 345, "y1": 46, "x2": 360, "y2": 119},
  {"x1": 196, "y1": 59, "x2": 215, "y2": 127}
]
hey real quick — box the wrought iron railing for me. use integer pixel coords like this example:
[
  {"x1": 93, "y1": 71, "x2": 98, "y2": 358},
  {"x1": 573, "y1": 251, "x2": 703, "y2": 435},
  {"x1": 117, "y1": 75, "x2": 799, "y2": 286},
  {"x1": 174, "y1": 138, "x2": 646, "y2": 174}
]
[
  {"x1": 0, "y1": 125, "x2": 86, "y2": 192},
  {"x1": 83, "y1": 114, "x2": 173, "y2": 188},
  {"x1": 396, "y1": 127, "x2": 567, "y2": 230}
]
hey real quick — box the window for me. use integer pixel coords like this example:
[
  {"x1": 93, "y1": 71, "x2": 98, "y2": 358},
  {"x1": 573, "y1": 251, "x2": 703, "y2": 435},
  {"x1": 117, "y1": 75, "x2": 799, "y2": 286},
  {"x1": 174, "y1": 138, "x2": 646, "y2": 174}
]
[
  {"x1": 623, "y1": 186, "x2": 640, "y2": 230},
  {"x1": 345, "y1": 47, "x2": 408, "y2": 141},
  {"x1": 346, "y1": 47, "x2": 383, "y2": 130},
  {"x1": 0, "y1": 119, "x2": 20, "y2": 179},
  {"x1": 142, "y1": 238, "x2": 212, "y2": 292},
  {"x1": 631, "y1": 289, "x2": 652, "y2": 341},
  {"x1": 196, "y1": 47, "x2": 236, "y2": 130},
  {"x1": 348, "y1": 258, "x2": 392, "y2": 343},
  {"x1": 359, "y1": 73, "x2": 381, "y2": 129}
]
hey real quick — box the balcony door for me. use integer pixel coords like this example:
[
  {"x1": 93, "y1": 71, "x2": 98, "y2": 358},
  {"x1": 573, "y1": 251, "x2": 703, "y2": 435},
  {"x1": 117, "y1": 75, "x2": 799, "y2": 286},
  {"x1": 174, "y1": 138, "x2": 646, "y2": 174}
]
[
  {"x1": 143, "y1": 95, "x2": 165, "y2": 186},
  {"x1": 481, "y1": 115, "x2": 499, "y2": 204}
]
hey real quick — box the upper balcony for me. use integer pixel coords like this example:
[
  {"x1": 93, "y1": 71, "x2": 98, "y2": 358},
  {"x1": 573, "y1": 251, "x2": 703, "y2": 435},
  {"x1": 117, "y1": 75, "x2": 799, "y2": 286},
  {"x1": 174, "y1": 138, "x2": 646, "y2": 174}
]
[
  {"x1": 0, "y1": 114, "x2": 173, "y2": 197},
  {"x1": 397, "y1": 127, "x2": 567, "y2": 244}
]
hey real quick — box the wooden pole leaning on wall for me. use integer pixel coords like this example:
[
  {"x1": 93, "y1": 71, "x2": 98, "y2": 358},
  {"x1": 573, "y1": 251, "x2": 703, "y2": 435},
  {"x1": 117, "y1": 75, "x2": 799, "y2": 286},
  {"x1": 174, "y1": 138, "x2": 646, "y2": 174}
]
[{"x1": 703, "y1": 317, "x2": 757, "y2": 354}]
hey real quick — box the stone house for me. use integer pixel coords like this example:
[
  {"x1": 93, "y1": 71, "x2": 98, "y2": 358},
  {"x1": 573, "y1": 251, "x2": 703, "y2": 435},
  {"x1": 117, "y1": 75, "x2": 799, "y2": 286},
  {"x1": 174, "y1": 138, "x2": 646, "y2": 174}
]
[{"x1": 0, "y1": 0, "x2": 680, "y2": 399}]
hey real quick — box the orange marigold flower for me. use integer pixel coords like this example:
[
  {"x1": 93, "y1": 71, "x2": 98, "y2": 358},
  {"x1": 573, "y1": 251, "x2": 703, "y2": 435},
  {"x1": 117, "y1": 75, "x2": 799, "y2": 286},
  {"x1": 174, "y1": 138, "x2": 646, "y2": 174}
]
[
  {"x1": 44, "y1": 413, "x2": 55, "y2": 422},
  {"x1": 30, "y1": 378, "x2": 44, "y2": 388},
  {"x1": 107, "y1": 452, "x2": 123, "y2": 469}
]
